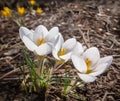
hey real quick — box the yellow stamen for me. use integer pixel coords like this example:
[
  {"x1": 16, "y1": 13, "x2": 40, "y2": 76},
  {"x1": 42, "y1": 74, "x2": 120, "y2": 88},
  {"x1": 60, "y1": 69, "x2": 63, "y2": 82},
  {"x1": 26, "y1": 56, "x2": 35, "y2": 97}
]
[
  {"x1": 85, "y1": 58, "x2": 92, "y2": 74},
  {"x1": 37, "y1": 38, "x2": 46, "y2": 46},
  {"x1": 17, "y1": 7, "x2": 25, "y2": 16},
  {"x1": 58, "y1": 48, "x2": 66, "y2": 56},
  {"x1": 36, "y1": 7, "x2": 42, "y2": 14}
]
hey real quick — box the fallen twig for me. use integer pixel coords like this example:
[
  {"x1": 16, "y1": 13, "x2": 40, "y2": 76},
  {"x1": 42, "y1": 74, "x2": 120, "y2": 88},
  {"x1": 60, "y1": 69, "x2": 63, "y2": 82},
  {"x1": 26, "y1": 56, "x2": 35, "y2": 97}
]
[{"x1": 0, "y1": 68, "x2": 20, "y2": 79}]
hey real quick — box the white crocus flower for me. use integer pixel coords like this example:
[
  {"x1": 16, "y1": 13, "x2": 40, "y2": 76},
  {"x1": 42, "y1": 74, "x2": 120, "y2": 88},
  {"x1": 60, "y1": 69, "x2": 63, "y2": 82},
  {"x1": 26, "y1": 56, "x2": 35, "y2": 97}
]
[
  {"x1": 19, "y1": 25, "x2": 60, "y2": 56},
  {"x1": 52, "y1": 38, "x2": 77, "y2": 62},
  {"x1": 72, "y1": 47, "x2": 113, "y2": 82}
]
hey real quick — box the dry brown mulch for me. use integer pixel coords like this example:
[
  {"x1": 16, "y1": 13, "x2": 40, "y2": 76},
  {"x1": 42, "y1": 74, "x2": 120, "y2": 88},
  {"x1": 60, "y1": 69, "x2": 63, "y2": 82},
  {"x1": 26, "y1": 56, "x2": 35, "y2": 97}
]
[{"x1": 0, "y1": 0, "x2": 120, "y2": 101}]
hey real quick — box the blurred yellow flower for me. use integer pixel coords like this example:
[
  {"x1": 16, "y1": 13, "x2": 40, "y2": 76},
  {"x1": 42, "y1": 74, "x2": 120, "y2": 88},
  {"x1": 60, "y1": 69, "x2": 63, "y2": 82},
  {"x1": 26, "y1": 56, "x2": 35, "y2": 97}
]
[
  {"x1": 1, "y1": 7, "x2": 11, "y2": 17},
  {"x1": 17, "y1": 7, "x2": 25, "y2": 16},
  {"x1": 36, "y1": 7, "x2": 43, "y2": 14},
  {"x1": 1, "y1": 10, "x2": 7, "y2": 16},
  {"x1": 30, "y1": 0, "x2": 36, "y2": 6}
]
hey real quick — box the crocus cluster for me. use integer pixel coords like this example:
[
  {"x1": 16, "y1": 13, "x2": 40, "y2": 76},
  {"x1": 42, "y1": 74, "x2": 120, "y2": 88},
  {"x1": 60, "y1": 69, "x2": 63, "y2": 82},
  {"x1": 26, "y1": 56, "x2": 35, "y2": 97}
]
[
  {"x1": 19, "y1": 25, "x2": 113, "y2": 83},
  {"x1": 0, "y1": 0, "x2": 42, "y2": 18}
]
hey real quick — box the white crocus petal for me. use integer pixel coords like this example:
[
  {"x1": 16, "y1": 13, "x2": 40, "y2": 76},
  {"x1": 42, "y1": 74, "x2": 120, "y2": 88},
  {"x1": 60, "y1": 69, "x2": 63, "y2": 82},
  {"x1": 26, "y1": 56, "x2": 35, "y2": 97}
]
[
  {"x1": 77, "y1": 73, "x2": 97, "y2": 82},
  {"x1": 45, "y1": 27, "x2": 59, "y2": 42},
  {"x1": 54, "y1": 36, "x2": 62, "y2": 50},
  {"x1": 33, "y1": 34, "x2": 43, "y2": 45},
  {"x1": 90, "y1": 63, "x2": 108, "y2": 76},
  {"x1": 52, "y1": 49, "x2": 60, "y2": 60},
  {"x1": 19, "y1": 27, "x2": 33, "y2": 40},
  {"x1": 35, "y1": 25, "x2": 48, "y2": 37},
  {"x1": 35, "y1": 43, "x2": 52, "y2": 55},
  {"x1": 83, "y1": 47, "x2": 100, "y2": 66},
  {"x1": 52, "y1": 36, "x2": 63, "y2": 60},
  {"x1": 30, "y1": 29, "x2": 35, "y2": 33},
  {"x1": 33, "y1": 26, "x2": 48, "y2": 43},
  {"x1": 71, "y1": 55, "x2": 87, "y2": 73},
  {"x1": 72, "y1": 42, "x2": 84, "y2": 56},
  {"x1": 62, "y1": 38, "x2": 76, "y2": 52},
  {"x1": 98, "y1": 56, "x2": 113, "y2": 66},
  {"x1": 58, "y1": 33, "x2": 64, "y2": 44},
  {"x1": 22, "y1": 36, "x2": 37, "y2": 51},
  {"x1": 53, "y1": 33, "x2": 64, "y2": 46},
  {"x1": 59, "y1": 52, "x2": 72, "y2": 62}
]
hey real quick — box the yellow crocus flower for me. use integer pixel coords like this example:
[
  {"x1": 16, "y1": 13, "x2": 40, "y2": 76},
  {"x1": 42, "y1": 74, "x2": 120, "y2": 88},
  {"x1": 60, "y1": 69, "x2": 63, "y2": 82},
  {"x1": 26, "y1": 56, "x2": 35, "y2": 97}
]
[
  {"x1": 17, "y1": 7, "x2": 25, "y2": 16},
  {"x1": 36, "y1": 7, "x2": 43, "y2": 14},
  {"x1": 1, "y1": 10, "x2": 7, "y2": 16},
  {"x1": 30, "y1": 0, "x2": 36, "y2": 6},
  {"x1": 1, "y1": 7, "x2": 11, "y2": 17}
]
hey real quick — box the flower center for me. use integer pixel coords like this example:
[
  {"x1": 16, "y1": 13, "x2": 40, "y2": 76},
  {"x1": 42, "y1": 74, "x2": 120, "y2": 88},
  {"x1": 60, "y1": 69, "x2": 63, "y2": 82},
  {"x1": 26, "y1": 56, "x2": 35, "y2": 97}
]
[
  {"x1": 37, "y1": 38, "x2": 46, "y2": 46},
  {"x1": 58, "y1": 48, "x2": 66, "y2": 56},
  {"x1": 85, "y1": 58, "x2": 92, "y2": 74}
]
